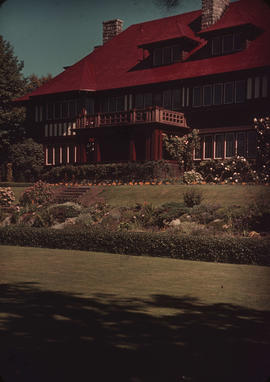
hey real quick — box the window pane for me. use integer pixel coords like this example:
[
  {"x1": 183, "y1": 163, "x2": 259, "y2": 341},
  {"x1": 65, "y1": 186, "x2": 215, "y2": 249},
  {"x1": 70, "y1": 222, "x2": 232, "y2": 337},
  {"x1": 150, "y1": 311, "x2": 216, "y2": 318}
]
[
  {"x1": 235, "y1": 80, "x2": 246, "y2": 103},
  {"x1": 215, "y1": 135, "x2": 224, "y2": 158},
  {"x1": 224, "y1": 82, "x2": 234, "y2": 104},
  {"x1": 234, "y1": 32, "x2": 243, "y2": 51},
  {"x1": 144, "y1": 93, "x2": 153, "y2": 107},
  {"x1": 135, "y1": 94, "x2": 144, "y2": 109},
  {"x1": 55, "y1": 146, "x2": 60, "y2": 165},
  {"x1": 172, "y1": 46, "x2": 181, "y2": 63},
  {"x1": 205, "y1": 136, "x2": 213, "y2": 158},
  {"x1": 254, "y1": 77, "x2": 260, "y2": 98},
  {"x1": 172, "y1": 89, "x2": 181, "y2": 109},
  {"x1": 116, "y1": 96, "x2": 125, "y2": 111},
  {"x1": 154, "y1": 92, "x2": 163, "y2": 107},
  {"x1": 109, "y1": 96, "x2": 117, "y2": 112},
  {"x1": 163, "y1": 90, "x2": 171, "y2": 109},
  {"x1": 262, "y1": 76, "x2": 268, "y2": 98},
  {"x1": 62, "y1": 102, "x2": 68, "y2": 118},
  {"x1": 193, "y1": 87, "x2": 201, "y2": 107},
  {"x1": 212, "y1": 36, "x2": 221, "y2": 56},
  {"x1": 55, "y1": 103, "x2": 61, "y2": 119},
  {"x1": 213, "y1": 83, "x2": 223, "y2": 105},
  {"x1": 163, "y1": 47, "x2": 172, "y2": 65},
  {"x1": 47, "y1": 104, "x2": 54, "y2": 120},
  {"x1": 223, "y1": 34, "x2": 234, "y2": 53},
  {"x1": 203, "y1": 85, "x2": 212, "y2": 106},
  {"x1": 69, "y1": 101, "x2": 77, "y2": 118},
  {"x1": 153, "y1": 48, "x2": 162, "y2": 66},
  {"x1": 85, "y1": 98, "x2": 94, "y2": 114},
  {"x1": 69, "y1": 146, "x2": 75, "y2": 163},
  {"x1": 48, "y1": 147, "x2": 53, "y2": 164},
  {"x1": 247, "y1": 78, "x2": 252, "y2": 100},
  {"x1": 62, "y1": 146, "x2": 67, "y2": 164},
  {"x1": 237, "y1": 133, "x2": 246, "y2": 157},
  {"x1": 226, "y1": 133, "x2": 235, "y2": 157},
  {"x1": 247, "y1": 131, "x2": 257, "y2": 158}
]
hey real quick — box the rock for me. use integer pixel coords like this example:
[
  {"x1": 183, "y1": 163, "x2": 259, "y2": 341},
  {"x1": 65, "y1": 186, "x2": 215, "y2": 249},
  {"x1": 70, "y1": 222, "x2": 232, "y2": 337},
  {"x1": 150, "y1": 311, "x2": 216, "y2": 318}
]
[{"x1": 169, "y1": 218, "x2": 181, "y2": 227}]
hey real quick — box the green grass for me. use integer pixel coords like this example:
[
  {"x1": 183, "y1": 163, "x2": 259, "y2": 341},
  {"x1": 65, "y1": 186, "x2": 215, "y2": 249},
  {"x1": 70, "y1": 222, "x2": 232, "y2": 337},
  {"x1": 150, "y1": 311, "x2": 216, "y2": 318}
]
[
  {"x1": 1, "y1": 245, "x2": 270, "y2": 381},
  {"x1": 99, "y1": 184, "x2": 270, "y2": 207}
]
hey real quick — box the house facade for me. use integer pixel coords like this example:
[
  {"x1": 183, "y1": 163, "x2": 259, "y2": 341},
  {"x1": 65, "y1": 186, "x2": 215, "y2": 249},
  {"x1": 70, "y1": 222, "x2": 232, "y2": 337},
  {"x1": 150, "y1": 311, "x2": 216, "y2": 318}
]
[{"x1": 16, "y1": 0, "x2": 270, "y2": 166}]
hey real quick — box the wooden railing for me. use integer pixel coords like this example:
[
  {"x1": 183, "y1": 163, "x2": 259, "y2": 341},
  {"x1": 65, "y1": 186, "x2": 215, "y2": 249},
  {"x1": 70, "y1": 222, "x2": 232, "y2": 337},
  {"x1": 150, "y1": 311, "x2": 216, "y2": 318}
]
[{"x1": 76, "y1": 107, "x2": 187, "y2": 129}]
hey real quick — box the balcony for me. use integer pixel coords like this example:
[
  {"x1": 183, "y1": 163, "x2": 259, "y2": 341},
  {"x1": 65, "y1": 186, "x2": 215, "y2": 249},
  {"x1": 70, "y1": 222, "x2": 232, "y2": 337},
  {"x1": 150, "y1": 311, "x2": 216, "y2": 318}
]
[{"x1": 76, "y1": 106, "x2": 188, "y2": 130}]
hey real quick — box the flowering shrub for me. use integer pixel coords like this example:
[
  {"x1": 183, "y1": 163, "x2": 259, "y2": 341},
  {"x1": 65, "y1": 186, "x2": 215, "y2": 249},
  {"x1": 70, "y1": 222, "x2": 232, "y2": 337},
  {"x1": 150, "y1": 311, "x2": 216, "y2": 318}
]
[
  {"x1": 19, "y1": 181, "x2": 55, "y2": 206},
  {"x1": 197, "y1": 157, "x2": 257, "y2": 183},
  {"x1": 183, "y1": 170, "x2": 204, "y2": 184},
  {"x1": 0, "y1": 187, "x2": 15, "y2": 207},
  {"x1": 254, "y1": 117, "x2": 270, "y2": 183},
  {"x1": 163, "y1": 130, "x2": 200, "y2": 171}
]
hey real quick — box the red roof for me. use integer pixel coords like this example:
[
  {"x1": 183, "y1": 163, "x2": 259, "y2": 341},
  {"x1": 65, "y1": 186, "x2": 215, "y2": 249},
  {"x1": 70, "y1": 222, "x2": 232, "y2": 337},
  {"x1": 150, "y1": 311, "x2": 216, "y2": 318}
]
[{"x1": 17, "y1": 0, "x2": 270, "y2": 102}]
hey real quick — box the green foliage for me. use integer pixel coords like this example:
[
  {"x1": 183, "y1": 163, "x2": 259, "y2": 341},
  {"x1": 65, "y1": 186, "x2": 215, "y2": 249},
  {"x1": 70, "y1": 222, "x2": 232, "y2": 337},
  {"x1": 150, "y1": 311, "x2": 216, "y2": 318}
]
[
  {"x1": 42, "y1": 161, "x2": 171, "y2": 183},
  {"x1": 254, "y1": 117, "x2": 270, "y2": 183},
  {"x1": 163, "y1": 129, "x2": 200, "y2": 171},
  {"x1": 153, "y1": 202, "x2": 189, "y2": 228},
  {"x1": 47, "y1": 203, "x2": 81, "y2": 223},
  {"x1": 9, "y1": 138, "x2": 44, "y2": 182},
  {"x1": 183, "y1": 170, "x2": 204, "y2": 184},
  {"x1": 19, "y1": 181, "x2": 55, "y2": 207},
  {"x1": 183, "y1": 188, "x2": 203, "y2": 208},
  {"x1": 0, "y1": 36, "x2": 26, "y2": 161},
  {"x1": 24, "y1": 73, "x2": 52, "y2": 94},
  {"x1": 196, "y1": 157, "x2": 257, "y2": 183},
  {"x1": 0, "y1": 226, "x2": 269, "y2": 266}
]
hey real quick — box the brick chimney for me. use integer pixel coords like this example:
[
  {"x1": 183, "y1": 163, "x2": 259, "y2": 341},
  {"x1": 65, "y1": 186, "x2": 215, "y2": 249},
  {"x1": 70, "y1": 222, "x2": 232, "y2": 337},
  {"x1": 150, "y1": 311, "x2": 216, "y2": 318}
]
[
  {"x1": 201, "y1": 0, "x2": 230, "y2": 30},
  {"x1": 103, "y1": 19, "x2": 123, "y2": 44}
]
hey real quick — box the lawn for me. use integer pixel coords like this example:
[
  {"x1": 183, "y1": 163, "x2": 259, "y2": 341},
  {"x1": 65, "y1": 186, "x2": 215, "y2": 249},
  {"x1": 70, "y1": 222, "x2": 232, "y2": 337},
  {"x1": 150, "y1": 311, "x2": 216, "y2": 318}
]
[{"x1": 1, "y1": 245, "x2": 270, "y2": 382}]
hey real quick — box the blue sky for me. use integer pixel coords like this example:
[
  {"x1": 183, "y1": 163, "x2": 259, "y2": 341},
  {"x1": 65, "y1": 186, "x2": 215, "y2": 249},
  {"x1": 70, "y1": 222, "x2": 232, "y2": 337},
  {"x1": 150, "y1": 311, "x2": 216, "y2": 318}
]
[{"x1": 0, "y1": 0, "x2": 204, "y2": 77}]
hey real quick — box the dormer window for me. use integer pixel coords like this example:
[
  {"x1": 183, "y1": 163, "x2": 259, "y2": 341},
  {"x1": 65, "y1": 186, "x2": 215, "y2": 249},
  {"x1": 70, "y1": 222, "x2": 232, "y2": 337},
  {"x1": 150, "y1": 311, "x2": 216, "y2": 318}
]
[
  {"x1": 153, "y1": 45, "x2": 182, "y2": 67},
  {"x1": 211, "y1": 32, "x2": 245, "y2": 56}
]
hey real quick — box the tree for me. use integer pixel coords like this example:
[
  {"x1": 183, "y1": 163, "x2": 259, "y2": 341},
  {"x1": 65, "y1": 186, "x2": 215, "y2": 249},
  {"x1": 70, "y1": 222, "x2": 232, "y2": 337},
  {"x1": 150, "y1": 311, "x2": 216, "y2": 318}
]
[
  {"x1": 25, "y1": 73, "x2": 52, "y2": 94},
  {"x1": 0, "y1": 35, "x2": 26, "y2": 162},
  {"x1": 9, "y1": 138, "x2": 44, "y2": 182}
]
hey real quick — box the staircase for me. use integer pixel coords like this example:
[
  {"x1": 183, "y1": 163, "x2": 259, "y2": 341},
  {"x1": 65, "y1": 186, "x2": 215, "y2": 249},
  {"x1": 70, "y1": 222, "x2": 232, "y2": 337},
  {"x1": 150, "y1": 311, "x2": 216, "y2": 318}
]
[{"x1": 53, "y1": 186, "x2": 90, "y2": 203}]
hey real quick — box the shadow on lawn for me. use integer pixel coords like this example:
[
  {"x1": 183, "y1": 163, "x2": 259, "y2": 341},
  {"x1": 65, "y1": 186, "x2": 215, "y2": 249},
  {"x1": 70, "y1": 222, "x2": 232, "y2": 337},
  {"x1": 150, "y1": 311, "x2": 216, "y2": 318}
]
[{"x1": 0, "y1": 282, "x2": 269, "y2": 382}]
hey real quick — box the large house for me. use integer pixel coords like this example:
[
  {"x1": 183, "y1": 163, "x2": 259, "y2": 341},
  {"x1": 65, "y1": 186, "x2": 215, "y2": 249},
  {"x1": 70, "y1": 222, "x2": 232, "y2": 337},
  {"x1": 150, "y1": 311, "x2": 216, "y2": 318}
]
[{"x1": 16, "y1": 0, "x2": 270, "y2": 166}]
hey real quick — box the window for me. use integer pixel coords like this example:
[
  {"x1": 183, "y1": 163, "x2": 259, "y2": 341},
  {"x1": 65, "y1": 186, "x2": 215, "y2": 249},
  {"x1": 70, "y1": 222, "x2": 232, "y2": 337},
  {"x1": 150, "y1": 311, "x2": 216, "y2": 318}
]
[
  {"x1": 222, "y1": 34, "x2": 234, "y2": 53},
  {"x1": 262, "y1": 76, "x2": 268, "y2": 98},
  {"x1": 237, "y1": 132, "x2": 246, "y2": 157},
  {"x1": 247, "y1": 78, "x2": 252, "y2": 100},
  {"x1": 55, "y1": 146, "x2": 60, "y2": 165},
  {"x1": 225, "y1": 133, "x2": 235, "y2": 157},
  {"x1": 153, "y1": 47, "x2": 162, "y2": 66},
  {"x1": 203, "y1": 85, "x2": 212, "y2": 106},
  {"x1": 204, "y1": 136, "x2": 213, "y2": 159},
  {"x1": 172, "y1": 89, "x2": 181, "y2": 109},
  {"x1": 69, "y1": 146, "x2": 75, "y2": 164},
  {"x1": 62, "y1": 146, "x2": 67, "y2": 164},
  {"x1": 235, "y1": 80, "x2": 246, "y2": 103},
  {"x1": 212, "y1": 36, "x2": 221, "y2": 56},
  {"x1": 135, "y1": 94, "x2": 144, "y2": 109},
  {"x1": 254, "y1": 77, "x2": 260, "y2": 98},
  {"x1": 54, "y1": 103, "x2": 61, "y2": 120},
  {"x1": 163, "y1": 90, "x2": 171, "y2": 109},
  {"x1": 247, "y1": 131, "x2": 257, "y2": 158},
  {"x1": 234, "y1": 32, "x2": 243, "y2": 51},
  {"x1": 45, "y1": 125, "x2": 48, "y2": 137},
  {"x1": 47, "y1": 147, "x2": 53, "y2": 165},
  {"x1": 144, "y1": 93, "x2": 153, "y2": 107},
  {"x1": 85, "y1": 98, "x2": 94, "y2": 115},
  {"x1": 172, "y1": 46, "x2": 181, "y2": 63},
  {"x1": 62, "y1": 102, "x2": 69, "y2": 118},
  {"x1": 47, "y1": 104, "x2": 54, "y2": 120},
  {"x1": 213, "y1": 83, "x2": 223, "y2": 105},
  {"x1": 154, "y1": 92, "x2": 163, "y2": 107},
  {"x1": 69, "y1": 101, "x2": 77, "y2": 118},
  {"x1": 163, "y1": 47, "x2": 172, "y2": 65},
  {"x1": 215, "y1": 135, "x2": 224, "y2": 158},
  {"x1": 116, "y1": 96, "x2": 125, "y2": 111},
  {"x1": 224, "y1": 82, "x2": 234, "y2": 104},
  {"x1": 193, "y1": 87, "x2": 202, "y2": 107}
]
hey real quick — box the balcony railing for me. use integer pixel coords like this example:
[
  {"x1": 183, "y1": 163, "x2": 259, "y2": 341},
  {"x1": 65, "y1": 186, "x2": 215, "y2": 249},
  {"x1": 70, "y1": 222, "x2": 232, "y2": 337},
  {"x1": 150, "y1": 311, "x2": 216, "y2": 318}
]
[{"x1": 76, "y1": 107, "x2": 187, "y2": 129}]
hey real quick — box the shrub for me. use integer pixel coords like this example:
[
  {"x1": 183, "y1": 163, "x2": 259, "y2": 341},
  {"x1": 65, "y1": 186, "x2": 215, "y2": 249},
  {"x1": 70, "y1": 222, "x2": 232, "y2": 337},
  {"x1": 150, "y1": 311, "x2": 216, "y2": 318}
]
[
  {"x1": 183, "y1": 170, "x2": 204, "y2": 184},
  {"x1": 19, "y1": 181, "x2": 55, "y2": 207},
  {"x1": 254, "y1": 117, "x2": 270, "y2": 183},
  {"x1": 197, "y1": 157, "x2": 257, "y2": 183},
  {"x1": 153, "y1": 202, "x2": 190, "y2": 227},
  {"x1": 0, "y1": 226, "x2": 269, "y2": 266},
  {"x1": 47, "y1": 203, "x2": 81, "y2": 223},
  {"x1": 0, "y1": 187, "x2": 15, "y2": 207},
  {"x1": 183, "y1": 188, "x2": 203, "y2": 208}
]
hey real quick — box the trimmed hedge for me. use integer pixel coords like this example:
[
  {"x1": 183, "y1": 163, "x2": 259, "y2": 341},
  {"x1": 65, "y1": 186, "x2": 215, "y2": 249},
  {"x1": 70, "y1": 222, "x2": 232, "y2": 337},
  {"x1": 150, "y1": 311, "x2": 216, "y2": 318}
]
[
  {"x1": 41, "y1": 161, "x2": 174, "y2": 183},
  {"x1": 0, "y1": 226, "x2": 269, "y2": 266}
]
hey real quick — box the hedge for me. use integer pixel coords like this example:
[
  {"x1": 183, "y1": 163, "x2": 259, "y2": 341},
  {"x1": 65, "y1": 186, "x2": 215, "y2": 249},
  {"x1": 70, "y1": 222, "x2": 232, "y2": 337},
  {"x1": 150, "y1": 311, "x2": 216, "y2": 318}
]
[{"x1": 0, "y1": 227, "x2": 269, "y2": 266}]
